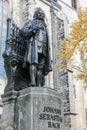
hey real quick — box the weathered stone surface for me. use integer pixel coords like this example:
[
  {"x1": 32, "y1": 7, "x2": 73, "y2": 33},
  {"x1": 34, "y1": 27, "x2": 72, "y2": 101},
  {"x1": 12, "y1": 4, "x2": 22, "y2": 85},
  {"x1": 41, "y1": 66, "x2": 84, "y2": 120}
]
[
  {"x1": 0, "y1": 91, "x2": 17, "y2": 130},
  {"x1": 0, "y1": 87, "x2": 64, "y2": 130},
  {"x1": 15, "y1": 87, "x2": 64, "y2": 130}
]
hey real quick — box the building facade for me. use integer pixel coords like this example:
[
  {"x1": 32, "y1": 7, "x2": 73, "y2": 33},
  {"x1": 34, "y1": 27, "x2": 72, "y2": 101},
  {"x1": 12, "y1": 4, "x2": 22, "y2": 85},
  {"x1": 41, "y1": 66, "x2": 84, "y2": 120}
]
[
  {"x1": 58, "y1": 1, "x2": 87, "y2": 130},
  {"x1": 0, "y1": 0, "x2": 87, "y2": 130}
]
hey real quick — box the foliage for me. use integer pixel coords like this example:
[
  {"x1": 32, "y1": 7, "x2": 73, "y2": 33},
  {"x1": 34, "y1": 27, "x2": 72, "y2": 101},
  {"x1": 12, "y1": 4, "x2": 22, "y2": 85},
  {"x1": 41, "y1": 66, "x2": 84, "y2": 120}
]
[{"x1": 58, "y1": 8, "x2": 87, "y2": 87}]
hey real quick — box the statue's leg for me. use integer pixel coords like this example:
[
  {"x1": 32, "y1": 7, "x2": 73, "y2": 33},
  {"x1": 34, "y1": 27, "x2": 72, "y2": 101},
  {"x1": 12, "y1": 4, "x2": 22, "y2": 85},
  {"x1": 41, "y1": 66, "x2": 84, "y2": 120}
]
[
  {"x1": 36, "y1": 56, "x2": 45, "y2": 87},
  {"x1": 29, "y1": 64, "x2": 37, "y2": 86},
  {"x1": 36, "y1": 69, "x2": 43, "y2": 87}
]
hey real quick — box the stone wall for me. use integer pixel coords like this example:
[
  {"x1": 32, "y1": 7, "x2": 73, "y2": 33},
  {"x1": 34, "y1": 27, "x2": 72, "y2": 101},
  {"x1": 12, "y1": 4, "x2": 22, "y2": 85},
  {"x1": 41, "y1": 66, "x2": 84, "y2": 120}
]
[{"x1": 64, "y1": 114, "x2": 77, "y2": 130}]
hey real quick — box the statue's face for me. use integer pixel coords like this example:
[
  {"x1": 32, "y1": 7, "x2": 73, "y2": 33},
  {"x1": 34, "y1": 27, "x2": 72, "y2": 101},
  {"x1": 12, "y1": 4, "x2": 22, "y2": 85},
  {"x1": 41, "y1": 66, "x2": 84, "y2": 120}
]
[{"x1": 33, "y1": 9, "x2": 45, "y2": 20}]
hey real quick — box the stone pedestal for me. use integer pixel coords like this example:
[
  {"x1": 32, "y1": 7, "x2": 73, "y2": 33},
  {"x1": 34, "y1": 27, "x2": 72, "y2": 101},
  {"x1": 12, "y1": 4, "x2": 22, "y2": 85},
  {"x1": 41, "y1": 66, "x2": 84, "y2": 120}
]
[
  {"x1": 0, "y1": 87, "x2": 64, "y2": 130},
  {"x1": 0, "y1": 91, "x2": 17, "y2": 130},
  {"x1": 16, "y1": 87, "x2": 64, "y2": 130}
]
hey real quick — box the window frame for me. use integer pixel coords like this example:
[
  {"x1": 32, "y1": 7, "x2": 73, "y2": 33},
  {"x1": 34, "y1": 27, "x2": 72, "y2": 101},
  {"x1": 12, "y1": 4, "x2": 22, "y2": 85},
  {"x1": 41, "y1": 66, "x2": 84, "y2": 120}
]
[{"x1": 71, "y1": 0, "x2": 77, "y2": 10}]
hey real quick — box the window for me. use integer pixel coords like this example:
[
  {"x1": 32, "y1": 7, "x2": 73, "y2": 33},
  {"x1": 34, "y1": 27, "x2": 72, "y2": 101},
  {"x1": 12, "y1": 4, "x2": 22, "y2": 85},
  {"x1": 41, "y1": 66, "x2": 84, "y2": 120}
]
[
  {"x1": 53, "y1": 0, "x2": 57, "y2": 2},
  {"x1": 71, "y1": 0, "x2": 77, "y2": 9}
]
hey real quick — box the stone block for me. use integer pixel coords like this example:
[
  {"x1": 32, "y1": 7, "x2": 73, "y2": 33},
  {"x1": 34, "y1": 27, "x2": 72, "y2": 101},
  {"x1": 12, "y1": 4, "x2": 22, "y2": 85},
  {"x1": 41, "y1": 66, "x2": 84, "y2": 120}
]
[
  {"x1": 0, "y1": 87, "x2": 64, "y2": 130},
  {"x1": 15, "y1": 87, "x2": 64, "y2": 130},
  {"x1": 0, "y1": 91, "x2": 17, "y2": 130}
]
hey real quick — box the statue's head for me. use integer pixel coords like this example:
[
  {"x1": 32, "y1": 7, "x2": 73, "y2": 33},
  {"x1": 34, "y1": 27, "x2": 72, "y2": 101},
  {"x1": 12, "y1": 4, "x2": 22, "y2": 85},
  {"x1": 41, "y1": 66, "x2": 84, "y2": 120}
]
[{"x1": 33, "y1": 8, "x2": 45, "y2": 20}]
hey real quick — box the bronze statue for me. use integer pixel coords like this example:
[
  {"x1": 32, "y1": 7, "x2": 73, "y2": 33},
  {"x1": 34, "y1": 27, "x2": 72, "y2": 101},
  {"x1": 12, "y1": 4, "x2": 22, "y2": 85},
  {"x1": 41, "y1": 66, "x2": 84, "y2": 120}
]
[{"x1": 3, "y1": 8, "x2": 52, "y2": 92}]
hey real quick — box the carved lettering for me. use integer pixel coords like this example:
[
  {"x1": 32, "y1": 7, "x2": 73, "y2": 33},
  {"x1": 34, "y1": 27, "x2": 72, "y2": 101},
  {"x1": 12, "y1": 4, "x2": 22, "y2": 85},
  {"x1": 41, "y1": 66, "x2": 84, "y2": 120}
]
[
  {"x1": 43, "y1": 106, "x2": 61, "y2": 114},
  {"x1": 39, "y1": 113, "x2": 62, "y2": 122},
  {"x1": 39, "y1": 106, "x2": 62, "y2": 128},
  {"x1": 48, "y1": 122, "x2": 60, "y2": 128}
]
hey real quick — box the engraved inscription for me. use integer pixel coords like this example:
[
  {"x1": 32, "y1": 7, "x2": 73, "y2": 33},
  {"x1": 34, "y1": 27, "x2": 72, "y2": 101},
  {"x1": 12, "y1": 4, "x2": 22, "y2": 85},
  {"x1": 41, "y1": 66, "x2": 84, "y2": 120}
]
[{"x1": 39, "y1": 106, "x2": 62, "y2": 128}]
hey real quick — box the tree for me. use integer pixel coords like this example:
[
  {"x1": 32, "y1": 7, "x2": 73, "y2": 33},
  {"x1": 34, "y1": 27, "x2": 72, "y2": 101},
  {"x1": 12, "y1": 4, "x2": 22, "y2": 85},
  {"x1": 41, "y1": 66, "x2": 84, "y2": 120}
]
[{"x1": 58, "y1": 8, "x2": 87, "y2": 88}]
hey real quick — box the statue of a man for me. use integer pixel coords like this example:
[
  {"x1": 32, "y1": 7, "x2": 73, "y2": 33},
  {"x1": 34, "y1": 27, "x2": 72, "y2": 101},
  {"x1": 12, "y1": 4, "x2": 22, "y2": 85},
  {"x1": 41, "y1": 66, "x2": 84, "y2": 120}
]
[{"x1": 20, "y1": 8, "x2": 52, "y2": 87}]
